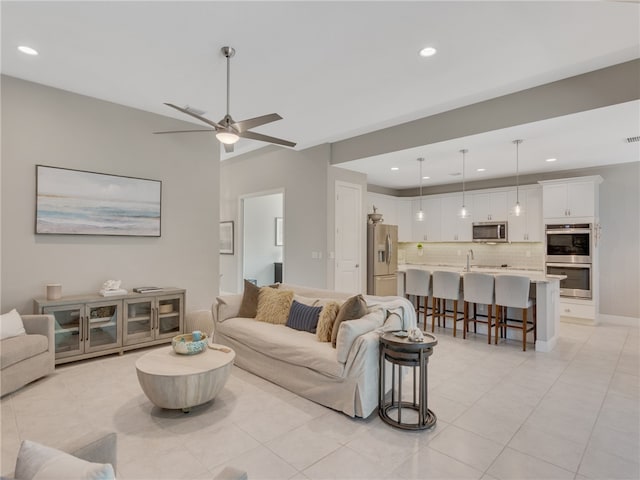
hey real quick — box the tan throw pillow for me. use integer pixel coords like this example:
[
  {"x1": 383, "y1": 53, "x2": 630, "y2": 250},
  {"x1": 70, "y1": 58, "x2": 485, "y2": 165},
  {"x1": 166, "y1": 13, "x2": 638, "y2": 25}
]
[
  {"x1": 238, "y1": 280, "x2": 279, "y2": 318},
  {"x1": 316, "y1": 301, "x2": 340, "y2": 342},
  {"x1": 255, "y1": 288, "x2": 294, "y2": 325},
  {"x1": 331, "y1": 294, "x2": 368, "y2": 348}
]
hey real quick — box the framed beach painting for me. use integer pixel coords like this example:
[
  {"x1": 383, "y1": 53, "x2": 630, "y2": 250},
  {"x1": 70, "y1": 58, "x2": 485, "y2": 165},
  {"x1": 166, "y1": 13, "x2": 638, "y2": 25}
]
[{"x1": 35, "y1": 165, "x2": 162, "y2": 237}]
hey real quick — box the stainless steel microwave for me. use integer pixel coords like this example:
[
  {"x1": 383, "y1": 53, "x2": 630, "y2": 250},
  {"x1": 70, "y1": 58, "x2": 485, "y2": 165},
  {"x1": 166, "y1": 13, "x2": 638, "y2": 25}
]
[{"x1": 472, "y1": 222, "x2": 508, "y2": 243}]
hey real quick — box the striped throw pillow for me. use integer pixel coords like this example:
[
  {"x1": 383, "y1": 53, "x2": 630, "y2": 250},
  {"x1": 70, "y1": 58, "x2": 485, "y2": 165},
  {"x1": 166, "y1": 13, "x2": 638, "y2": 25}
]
[{"x1": 286, "y1": 300, "x2": 323, "y2": 333}]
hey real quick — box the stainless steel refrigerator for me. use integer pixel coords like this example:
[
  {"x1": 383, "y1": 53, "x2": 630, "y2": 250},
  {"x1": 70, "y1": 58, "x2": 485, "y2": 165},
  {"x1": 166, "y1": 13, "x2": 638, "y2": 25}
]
[{"x1": 367, "y1": 224, "x2": 398, "y2": 296}]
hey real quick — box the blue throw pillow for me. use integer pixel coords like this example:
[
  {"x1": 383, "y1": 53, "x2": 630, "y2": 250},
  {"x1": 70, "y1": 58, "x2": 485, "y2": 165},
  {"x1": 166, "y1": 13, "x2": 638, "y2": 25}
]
[{"x1": 286, "y1": 300, "x2": 322, "y2": 333}]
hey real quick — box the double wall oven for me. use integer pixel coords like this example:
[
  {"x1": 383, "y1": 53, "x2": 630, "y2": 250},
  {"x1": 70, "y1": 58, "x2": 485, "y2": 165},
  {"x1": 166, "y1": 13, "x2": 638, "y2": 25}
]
[{"x1": 545, "y1": 223, "x2": 593, "y2": 299}]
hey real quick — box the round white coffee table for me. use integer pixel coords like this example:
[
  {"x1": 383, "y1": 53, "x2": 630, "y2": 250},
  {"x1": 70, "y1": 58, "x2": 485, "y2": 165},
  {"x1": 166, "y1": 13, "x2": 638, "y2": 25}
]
[{"x1": 136, "y1": 344, "x2": 235, "y2": 412}]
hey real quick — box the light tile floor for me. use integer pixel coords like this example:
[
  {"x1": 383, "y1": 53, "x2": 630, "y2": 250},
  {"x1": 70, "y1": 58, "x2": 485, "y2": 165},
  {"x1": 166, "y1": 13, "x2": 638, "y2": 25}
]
[{"x1": 1, "y1": 321, "x2": 638, "y2": 480}]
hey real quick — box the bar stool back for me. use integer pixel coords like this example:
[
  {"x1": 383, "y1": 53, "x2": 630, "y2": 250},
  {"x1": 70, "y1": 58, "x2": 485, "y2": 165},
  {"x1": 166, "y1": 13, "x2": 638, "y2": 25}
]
[
  {"x1": 463, "y1": 272, "x2": 495, "y2": 344},
  {"x1": 494, "y1": 275, "x2": 536, "y2": 351},
  {"x1": 431, "y1": 271, "x2": 463, "y2": 337},
  {"x1": 405, "y1": 269, "x2": 431, "y2": 330}
]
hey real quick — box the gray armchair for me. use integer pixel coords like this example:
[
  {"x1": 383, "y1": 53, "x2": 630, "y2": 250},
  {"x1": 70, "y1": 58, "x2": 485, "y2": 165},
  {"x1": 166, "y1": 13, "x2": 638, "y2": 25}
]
[{"x1": 1, "y1": 314, "x2": 55, "y2": 396}]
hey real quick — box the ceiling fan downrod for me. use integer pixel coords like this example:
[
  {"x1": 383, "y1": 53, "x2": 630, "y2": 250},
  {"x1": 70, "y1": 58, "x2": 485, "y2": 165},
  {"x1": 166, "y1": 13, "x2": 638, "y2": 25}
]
[{"x1": 221, "y1": 46, "x2": 235, "y2": 123}]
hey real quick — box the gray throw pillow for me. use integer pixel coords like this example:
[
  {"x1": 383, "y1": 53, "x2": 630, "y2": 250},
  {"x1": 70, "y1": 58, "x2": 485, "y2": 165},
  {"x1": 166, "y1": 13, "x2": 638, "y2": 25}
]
[{"x1": 331, "y1": 294, "x2": 368, "y2": 348}]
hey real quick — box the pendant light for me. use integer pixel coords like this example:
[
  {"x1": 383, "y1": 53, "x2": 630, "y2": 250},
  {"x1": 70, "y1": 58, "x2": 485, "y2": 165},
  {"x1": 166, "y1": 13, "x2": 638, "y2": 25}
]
[
  {"x1": 459, "y1": 149, "x2": 469, "y2": 218},
  {"x1": 416, "y1": 157, "x2": 425, "y2": 221},
  {"x1": 513, "y1": 139, "x2": 523, "y2": 216}
]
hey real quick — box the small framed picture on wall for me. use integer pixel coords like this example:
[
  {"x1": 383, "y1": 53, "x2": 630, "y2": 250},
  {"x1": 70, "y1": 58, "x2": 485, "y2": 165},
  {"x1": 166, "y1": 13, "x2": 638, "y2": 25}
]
[
  {"x1": 220, "y1": 221, "x2": 234, "y2": 254},
  {"x1": 275, "y1": 217, "x2": 283, "y2": 246}
]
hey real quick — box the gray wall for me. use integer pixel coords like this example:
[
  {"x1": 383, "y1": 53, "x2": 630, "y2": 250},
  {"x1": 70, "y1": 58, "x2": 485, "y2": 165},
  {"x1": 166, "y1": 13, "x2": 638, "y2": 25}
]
[
  {"x1": 596, "y1": 162, "x2": 640, "y2": 318},
  {"x1": 219, "y1": 144, "x2": 330, "y2": 293},
  {"x1": 1, "y1": 76, "x2": 220, "y2": 313}
]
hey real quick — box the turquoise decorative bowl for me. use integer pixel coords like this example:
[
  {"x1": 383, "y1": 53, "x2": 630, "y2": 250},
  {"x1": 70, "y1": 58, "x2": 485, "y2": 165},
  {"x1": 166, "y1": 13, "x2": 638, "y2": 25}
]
[{"x1": 172, "y1": 332, "x2": 209, "y2": 355}]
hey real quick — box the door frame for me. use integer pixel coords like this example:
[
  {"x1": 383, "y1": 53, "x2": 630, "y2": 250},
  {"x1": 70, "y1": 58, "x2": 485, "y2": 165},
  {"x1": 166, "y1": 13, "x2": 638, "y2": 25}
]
[{"x1": 237, "y1": 188, "x2": 285, "y2": 292}]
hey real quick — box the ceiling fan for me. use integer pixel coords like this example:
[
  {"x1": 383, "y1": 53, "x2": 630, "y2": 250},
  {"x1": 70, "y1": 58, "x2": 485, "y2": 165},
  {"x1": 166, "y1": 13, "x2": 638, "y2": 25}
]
[{"x1": 154, "y1": 46, "x2": 296, "y2": 153}]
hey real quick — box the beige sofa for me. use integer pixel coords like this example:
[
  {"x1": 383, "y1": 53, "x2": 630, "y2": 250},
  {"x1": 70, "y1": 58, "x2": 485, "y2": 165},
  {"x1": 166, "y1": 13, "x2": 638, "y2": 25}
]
[
  {"x1": 213, "y1": 283, "x2": 416, "y2": 418},
  {"x1": 1, "y1": 314, "x2": 55, "y2": 397}
]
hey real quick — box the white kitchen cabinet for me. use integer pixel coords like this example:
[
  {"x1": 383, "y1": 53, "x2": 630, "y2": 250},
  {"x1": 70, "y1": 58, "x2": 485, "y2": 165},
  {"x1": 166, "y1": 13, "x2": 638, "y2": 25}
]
[
  {"x1": 397, "y1": 199, "x2": 413, "y2": 242},
  {"x1": 440, "y1": 194, "x2": 471, "y2": 242},
  {"x1": 412, "y1": 197, "x2": 441, "y2": 242},
  {"x1": 472, "y1": 190, "x2": 509, "y2": 222},
  {"x1": 508, "y1": 186, "x2": 542, "y2": 242},
  {"x1": 367, "y1": 193, "x2": 397, "y2": 226},
  {"x1": 540, "y1": 177, "x2": 602, "y2": 220}
]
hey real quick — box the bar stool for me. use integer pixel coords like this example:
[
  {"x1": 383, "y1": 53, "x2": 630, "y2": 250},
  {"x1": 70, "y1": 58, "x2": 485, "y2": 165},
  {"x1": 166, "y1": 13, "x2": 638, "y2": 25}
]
[
  {"x1": 405, "y1": 269, "x2": 431, "y2": 330},
  {"x1": 495, "y1": 275, "x2": 536, "y2": 351},
  {"x1": 463, "y1": 273, "x2": 496, "y2": 345},
  {"x1": 431, "y1": 271, "x2": 464, "y2": 337}
]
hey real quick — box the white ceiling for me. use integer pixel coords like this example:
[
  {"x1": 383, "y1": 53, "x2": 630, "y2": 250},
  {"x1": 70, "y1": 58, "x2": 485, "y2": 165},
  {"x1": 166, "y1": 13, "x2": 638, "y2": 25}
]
[{"x1": 2, "y1": 1, "x2": 639, "y2": 188}]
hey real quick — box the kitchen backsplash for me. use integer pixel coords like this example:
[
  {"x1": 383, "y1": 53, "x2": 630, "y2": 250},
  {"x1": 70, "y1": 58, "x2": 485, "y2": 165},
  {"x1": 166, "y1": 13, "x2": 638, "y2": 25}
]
[{"x1": 398, "y1": 242, "x2": 544, "y2": 270}]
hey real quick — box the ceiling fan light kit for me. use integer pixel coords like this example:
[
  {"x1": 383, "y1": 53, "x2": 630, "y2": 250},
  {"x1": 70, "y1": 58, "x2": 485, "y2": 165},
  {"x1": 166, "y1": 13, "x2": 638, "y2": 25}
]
[{"x1": 155, "y1": 46, "x2": 296, "y2": 153}]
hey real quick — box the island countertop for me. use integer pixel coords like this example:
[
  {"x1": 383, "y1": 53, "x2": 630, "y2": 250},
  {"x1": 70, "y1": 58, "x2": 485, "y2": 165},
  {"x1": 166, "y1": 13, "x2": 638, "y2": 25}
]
[{"x1": 397, "y1": 264, "x2": 566, "y2": 283}]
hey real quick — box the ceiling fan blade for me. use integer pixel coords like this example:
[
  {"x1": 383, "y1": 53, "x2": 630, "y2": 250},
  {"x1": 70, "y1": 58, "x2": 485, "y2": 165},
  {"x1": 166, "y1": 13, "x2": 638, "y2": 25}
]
[
  {"x1": 164, "y1": 103, "x2": 223, "y2": 129},
  {"x1": 153, "y1": 129, "x2": 214, "y2": 134},
  {"x1": 239, "y1": 130, "x2": 296, "y2": 148},
  {"x1": 231, "y1": 113, "x2": 282, "y2": 133},
  {"x1": 224, "y1": 143, "x2": 234, "y2": 153}
]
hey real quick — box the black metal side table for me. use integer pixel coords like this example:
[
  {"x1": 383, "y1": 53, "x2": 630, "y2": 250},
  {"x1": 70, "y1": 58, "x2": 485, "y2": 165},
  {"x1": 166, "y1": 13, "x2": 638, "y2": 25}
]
[{"x1": 378, "y1": 331, "x2": 438, "y2": 430}]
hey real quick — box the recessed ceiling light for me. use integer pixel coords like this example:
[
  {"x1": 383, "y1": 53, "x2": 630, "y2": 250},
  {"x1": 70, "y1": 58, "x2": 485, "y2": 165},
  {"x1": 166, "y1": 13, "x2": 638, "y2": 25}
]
[
  {"x1": 422, "y1": 176, "x2": 430, "y2": 180},
  {"x1": 419, "y1": 47, "x2": 437, "y2": 58},
  {"x1": 546, "y1": 158, "x2": 557, "y2": 162},
  {"x1": 477, "y1": 168, "x2": 486, "y2": 172},
  {"x1": 391, "y1": 167, "x2": 399, "y2": 171},
  {"x1": 18, "y1": 45, "x2": 38, "y2": 56}
]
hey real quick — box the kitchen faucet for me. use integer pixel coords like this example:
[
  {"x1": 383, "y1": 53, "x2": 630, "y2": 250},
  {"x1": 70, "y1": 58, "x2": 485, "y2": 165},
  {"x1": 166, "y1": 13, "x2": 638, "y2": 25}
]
[{"x1": 466, "y1": 249, "x2": 474, "y2": 272}]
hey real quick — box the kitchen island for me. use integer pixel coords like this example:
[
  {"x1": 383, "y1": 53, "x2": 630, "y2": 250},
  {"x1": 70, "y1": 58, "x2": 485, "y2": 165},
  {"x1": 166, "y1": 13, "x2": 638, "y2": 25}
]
[{"x1": 398, "y1": 264, "x2": 564, "y2": 352}]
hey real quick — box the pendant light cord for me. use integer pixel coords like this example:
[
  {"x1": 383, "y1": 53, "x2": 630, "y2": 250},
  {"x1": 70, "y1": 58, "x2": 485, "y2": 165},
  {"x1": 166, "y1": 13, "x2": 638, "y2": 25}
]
[
  {"x1": 513, "y1": 139, "x2": 523, "y2": 203},
  {"x1": 460, "y1": 149, "x2": 468, "y2": 208},
  {"x1": 418, "y1": 157, "x2": 424, "y2": 211}
]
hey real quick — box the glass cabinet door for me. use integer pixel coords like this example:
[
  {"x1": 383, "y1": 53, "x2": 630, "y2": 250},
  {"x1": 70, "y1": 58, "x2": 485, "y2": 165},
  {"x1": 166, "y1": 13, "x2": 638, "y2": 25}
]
[
  {"x1": 43, "y1": 304, "x2": 84, "y2": 359},
  {"x1": 85, "y1": 301, "x2": 122, "y2": 352},
  {"x1": 156, "y1": 295, "x2": 184, "y2": 340},
  {"x1": 123, "y1": 298, "x2": 154, "y2": 345}
]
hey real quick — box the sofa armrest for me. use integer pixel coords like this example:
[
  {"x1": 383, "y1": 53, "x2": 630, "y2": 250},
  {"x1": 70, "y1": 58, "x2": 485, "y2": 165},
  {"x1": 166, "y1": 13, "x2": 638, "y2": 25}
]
[
  {"x1": 214, "y1": 294, "x2": 243, "y2": 323},
  {"x1": 336, "y1": 309, "x2": 385, "y2": 364},
  {"x1": 21, "y1": 315, "x2": 54, "y2": 356},
  {"x1": 65, "y1": 430, "x2": 117, "y2": 473}
]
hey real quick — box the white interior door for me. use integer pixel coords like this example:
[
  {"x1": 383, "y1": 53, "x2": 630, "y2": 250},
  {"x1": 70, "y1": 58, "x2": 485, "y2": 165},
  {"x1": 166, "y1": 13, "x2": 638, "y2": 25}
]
[{"x1": 335, "y1": 181, "x2": 362, "y2": 293}]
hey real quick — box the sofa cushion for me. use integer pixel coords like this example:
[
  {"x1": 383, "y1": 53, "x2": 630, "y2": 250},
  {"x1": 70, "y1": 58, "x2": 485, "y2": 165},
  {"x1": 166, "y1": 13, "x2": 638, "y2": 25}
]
[
  {"x1": 331, "y1": 294, "x2": 368, "y2": 348},
  {"x1": 255, "y1": 288, "x2": 294, "y2": 325},
  {"x1": 0, "y1": 334, "x2": 48, "y2": 369},
  {"x1": 15, "y1": 440, "x2": 114, "y2": 480},
  {"x1": 217, "y1": 317, "x2": 344, "y2": 377},
  {"x1": 1, "y1": 309, "x2": 26, "y2": 340},
  {"x1": 316, "y1": 301, "x2": 340, "y2": 342},
  {"x1": 286, "y1": 301, "x2": 322, "y2": 333},
  {"x1": 336, "y1": 308, "x2": 386, "y2": 364}
]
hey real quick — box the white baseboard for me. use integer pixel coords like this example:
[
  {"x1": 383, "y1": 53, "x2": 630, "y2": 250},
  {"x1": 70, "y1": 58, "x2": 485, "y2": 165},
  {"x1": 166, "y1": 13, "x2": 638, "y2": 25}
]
[
  {"x1": 598, "y1": 314, "x2": 640, "y2": 328},
  {"x1": 560, "y1": 316, "x2": 596, "y2": 326},
  {"x1": 535, "y1": 336, "x2": 558, "y2": 352}
]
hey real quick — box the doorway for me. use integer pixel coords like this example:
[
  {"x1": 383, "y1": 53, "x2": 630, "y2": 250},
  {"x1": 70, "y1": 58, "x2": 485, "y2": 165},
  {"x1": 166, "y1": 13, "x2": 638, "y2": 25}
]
[
  {"x1": 242, "y1": 191, "x2": 284, "y2": 287},
  {"x1": 334, "y1": 181, "x2": 363, "y2": 293}
]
